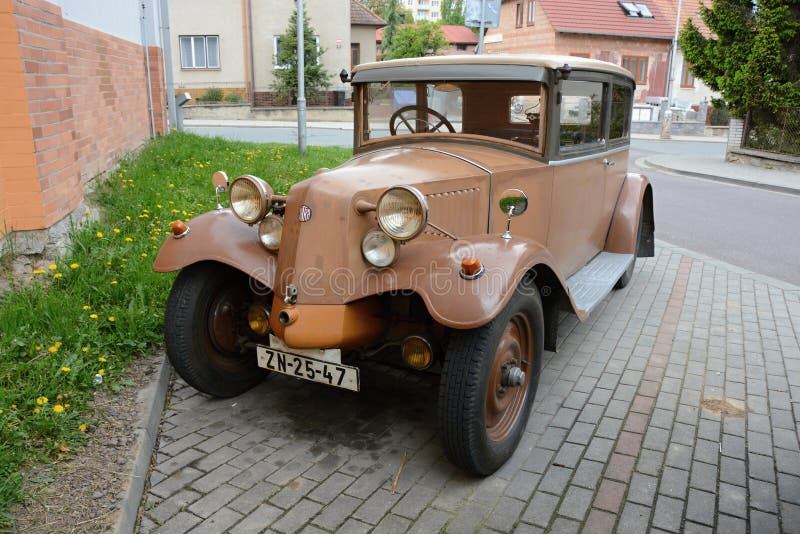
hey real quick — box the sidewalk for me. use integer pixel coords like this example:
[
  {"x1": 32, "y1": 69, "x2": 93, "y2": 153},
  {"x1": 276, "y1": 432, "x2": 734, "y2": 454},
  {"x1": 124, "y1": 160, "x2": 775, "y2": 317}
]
[
  {"x1": 640, "y1": 154, "x2": 800, "y2": 195},
  {"x1": 137, "y1": 241, "x2": 800, "y2": 534}
]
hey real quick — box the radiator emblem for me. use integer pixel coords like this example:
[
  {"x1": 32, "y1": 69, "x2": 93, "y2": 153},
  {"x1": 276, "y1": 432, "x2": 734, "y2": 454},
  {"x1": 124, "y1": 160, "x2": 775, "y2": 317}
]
[{"x1": 298, "y1": 205, "x2": 312, "y2": 222}]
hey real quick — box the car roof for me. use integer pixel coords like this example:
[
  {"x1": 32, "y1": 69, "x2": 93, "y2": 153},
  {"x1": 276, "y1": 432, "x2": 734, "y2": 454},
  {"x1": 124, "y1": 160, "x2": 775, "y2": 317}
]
[{"x1": 352, "y1": 53, "x2": 634, "y2": 81}]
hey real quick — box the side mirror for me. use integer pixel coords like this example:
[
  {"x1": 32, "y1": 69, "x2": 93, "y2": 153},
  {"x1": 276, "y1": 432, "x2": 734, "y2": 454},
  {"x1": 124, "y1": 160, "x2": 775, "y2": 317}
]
[
  {"x1": 212, "y1": 171, "x2": 229, "y2": 210},
  {"x1": 499, "y1": 189, "x2": 528, "y2": 240}
]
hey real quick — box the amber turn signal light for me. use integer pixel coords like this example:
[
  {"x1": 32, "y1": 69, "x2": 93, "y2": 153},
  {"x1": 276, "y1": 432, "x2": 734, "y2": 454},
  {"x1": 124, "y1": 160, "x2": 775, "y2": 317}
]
[
  {"x1": 170, "y1": 220, "x2": 190, "y2": 238},
  {"x1": 460, "y1": 256, "x2": 484, "y2": 279},
  {"x1": 247, "y1": 304, "x2": 270, "y2": 336},
  {"x1": 402, "y1": 336, "x2": 433, "y2": 370}
]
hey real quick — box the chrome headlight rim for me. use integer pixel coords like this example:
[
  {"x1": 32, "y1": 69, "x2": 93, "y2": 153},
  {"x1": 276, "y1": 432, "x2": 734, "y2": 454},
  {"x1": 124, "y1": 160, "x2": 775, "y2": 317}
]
[
  {"x1": 376, "y1": 185, "x2": 429, "y2": 241},
  {"x1": 229, "y1": 175, "x2": 273, "y2": 224},
  {"x1": 258, "y1": 214, "x2": 283, "y2": 251},
  {"x1": 361, "y1": 229, "x2": 398, "y2": 268}
]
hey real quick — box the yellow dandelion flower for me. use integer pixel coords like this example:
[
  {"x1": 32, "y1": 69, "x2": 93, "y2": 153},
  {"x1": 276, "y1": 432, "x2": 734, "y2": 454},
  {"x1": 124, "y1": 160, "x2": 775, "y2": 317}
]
[
  {"x1": 53, "y1": 273, "x2": 62, "y2": 279},
  {"x1": 55, "y1": 341, "x2": 62, "y2": 347},
  {"x1": 79, "y1": 424, "x2": 87, "y2": 432},
  {"x1": 98, "y1": 369, "x2": 106, "y2": 376},
  {"x1": 34, "y1": 408, "x2": 41, "y2": 414},
  {"x1": 36, "y1": 396, "x2": 48, "y2": 405},
  {"x1": 110, "y1": 280, "x2": 118, "y2": 285},
  {"x1": 53, "y1": 404, "x2": 64, "y2": 414},
  {"x1": 113, "y1": 228, "x2": 120, "y2": 233},
  {"x1": 125, "y1": 215, "x2": 131, "y2": 221},
  {"x1": 11, "y1": 404, "x2": 17, "y2": 409},
  {"x1": 56, "y1": 394, "x2": 62, "y2": 400},
  {"x1": 35, "y1": 345, "x2": 41, "y2": 351},
  {"x1": 64, "y1": 403, "x2": 70, "y2": 408},
  {"x1": 124, "y1": 237, "x2": 133, "y2": 242},
  {"x1": 108, "y1": 316, "x2": 115, "y2": 322},
  {"x1": 48, "y1": 346, "x2": 58, "y2": 353},
  {"x1": 106, "y1": 261, "x2": 112, "y2": 266},
  {"x1": 89, "y1": 313, "x2": 98, "y2": 319},
  {"x1": 48, "y1": 264, "x2": 57, "y2": 271},
  {"x1": 157, "y1": 204, "x2": 163, "y2": 209},
  {"x1": 60, "y1": 366, "x2": 71, "y2": 373},
  {"x1": 98, "y1": 357, "x2": 107, "y2": 363},
  {"x1": 96, "y1": 231, "x2": 103, "y2": 238},
  {"x1": 82, "y1": 305, "x2": 90, "y2": 310},
  {"x1": 169, "y1": 183, "x2": 175, "y2": 188},
  {"x1": 141, "y1": 253, "x2": 148, "y2": 257},
  {"x1": 0, "y1": 409, "x2": 3, "y2": 414},
  {"x1": 33, "y1": 269, "x2": 46, "y2": 275},
  {"x1": 82, "y1": 347, "x2": 89, "y2": 352},
  {"x1": 70, "y1": 263, "x2": 79, "y2": 269},
  {"x1": 85, "y1": 209, "x2": 91, "y2": 216}
]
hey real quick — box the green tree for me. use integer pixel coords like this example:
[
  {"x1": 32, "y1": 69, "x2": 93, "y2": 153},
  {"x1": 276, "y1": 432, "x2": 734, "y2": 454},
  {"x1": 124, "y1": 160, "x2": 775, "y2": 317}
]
[
  {"x1": 441, "y1": 0, "x2": 465, "y2": 25},
  {"x1": 385, "y1": 21, "x2": 450, "y2": 59},
  {"x1": 271, "y1": 9, "x2": 330, "y2": 105},
  {"x1": 679, "y1": 0, "x2": 800, "y2": 118},
  {"x1": 359, "y1": 0, "x2": 411, "y2": 23}
]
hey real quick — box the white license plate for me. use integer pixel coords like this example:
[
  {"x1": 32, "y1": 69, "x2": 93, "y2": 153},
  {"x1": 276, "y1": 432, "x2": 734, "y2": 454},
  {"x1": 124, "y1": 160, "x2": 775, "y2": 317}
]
[{"x1": 257, "y1": 346, "x2": 360, "y2": 392}]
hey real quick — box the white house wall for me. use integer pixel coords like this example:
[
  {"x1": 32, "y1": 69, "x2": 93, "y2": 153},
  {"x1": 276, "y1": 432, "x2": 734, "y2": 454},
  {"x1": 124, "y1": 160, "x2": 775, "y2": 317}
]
[{"x1": 51, "y1": 0, "x2": 159, "y2": 46}]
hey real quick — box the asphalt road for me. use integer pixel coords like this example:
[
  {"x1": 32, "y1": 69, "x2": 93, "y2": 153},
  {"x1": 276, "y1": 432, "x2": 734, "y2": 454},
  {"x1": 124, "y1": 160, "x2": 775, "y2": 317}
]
[
  {"x1": 186, "y1": 125, "x2": 800, "y2": 286},
  {"x1": 630, "y1": 140, "x2": 800, "y2": 286}
]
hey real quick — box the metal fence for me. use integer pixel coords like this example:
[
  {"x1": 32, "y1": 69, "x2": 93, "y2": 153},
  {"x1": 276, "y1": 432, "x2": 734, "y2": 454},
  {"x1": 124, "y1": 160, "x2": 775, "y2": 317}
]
[{"x1": 743, "y1": 107, "x2": 800, "y2": 156}]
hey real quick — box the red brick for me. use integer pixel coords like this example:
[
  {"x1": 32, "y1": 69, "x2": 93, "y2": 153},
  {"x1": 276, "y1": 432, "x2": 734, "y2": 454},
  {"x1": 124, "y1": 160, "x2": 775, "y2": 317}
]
[{"x1": 594, "y1": 478, "x2": 627, "y2": 513}]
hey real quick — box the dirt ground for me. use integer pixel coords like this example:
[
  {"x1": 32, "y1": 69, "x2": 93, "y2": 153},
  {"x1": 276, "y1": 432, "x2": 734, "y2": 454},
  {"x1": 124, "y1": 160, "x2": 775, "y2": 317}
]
[{"x1": 6, "y1": 352, "x2": 163, "y2": 534}]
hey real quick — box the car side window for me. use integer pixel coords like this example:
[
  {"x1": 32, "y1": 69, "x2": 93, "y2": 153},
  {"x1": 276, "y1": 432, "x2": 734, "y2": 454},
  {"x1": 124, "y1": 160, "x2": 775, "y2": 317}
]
[
  {"x1": 559, "y1": 80, "x2": 604, "y2": 150},
  {"x1": 610, "y1": 83, "x2": 632, "y2": 141}
]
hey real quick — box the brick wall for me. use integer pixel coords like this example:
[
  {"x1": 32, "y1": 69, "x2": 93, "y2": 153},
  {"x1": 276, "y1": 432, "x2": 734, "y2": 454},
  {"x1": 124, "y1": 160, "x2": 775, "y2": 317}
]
[
  {"x1": 253, "y1": 90, "x2": 347, "y2": 108},
  {"x1": 1, "y1": 0, "x2": 166, "y2": 236}
]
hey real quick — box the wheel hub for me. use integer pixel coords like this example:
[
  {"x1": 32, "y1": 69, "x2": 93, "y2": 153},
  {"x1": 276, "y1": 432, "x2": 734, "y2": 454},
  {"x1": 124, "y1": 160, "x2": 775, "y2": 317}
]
[{"x1": 501, "y1": 363, "x2": 526, "y2": 388}]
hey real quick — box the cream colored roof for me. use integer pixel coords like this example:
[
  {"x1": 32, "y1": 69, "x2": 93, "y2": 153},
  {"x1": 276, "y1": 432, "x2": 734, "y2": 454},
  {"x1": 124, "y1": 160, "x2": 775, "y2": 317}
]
[{"x1": 352, "y1": 53, "x2": 634, "y2": 80}]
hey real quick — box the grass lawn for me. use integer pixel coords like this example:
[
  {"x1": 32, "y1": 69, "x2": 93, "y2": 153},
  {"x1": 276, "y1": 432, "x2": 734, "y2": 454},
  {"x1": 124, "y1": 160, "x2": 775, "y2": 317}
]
[{"x1": 0, "y1": 132, "x2": 352, "y2": 522}]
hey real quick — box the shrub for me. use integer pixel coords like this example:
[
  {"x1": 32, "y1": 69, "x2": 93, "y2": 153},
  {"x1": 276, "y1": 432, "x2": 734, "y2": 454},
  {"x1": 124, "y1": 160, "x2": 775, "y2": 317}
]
[
  {"x1": 224, "y1": 92, "x2": 243, "y2": 103},
  {"x1": 201, "y1": 88, "x2": 224, "y2": 102}
]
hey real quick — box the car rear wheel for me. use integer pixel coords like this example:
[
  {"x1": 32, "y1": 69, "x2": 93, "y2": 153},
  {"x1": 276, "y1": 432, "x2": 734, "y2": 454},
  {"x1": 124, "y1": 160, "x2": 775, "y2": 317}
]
[
  {"x1": 438, "y1": 279, "x2": 543, "y2": 475},
  {"x1": 165, "y1": 262, "x2": 268, "y2": 398}
]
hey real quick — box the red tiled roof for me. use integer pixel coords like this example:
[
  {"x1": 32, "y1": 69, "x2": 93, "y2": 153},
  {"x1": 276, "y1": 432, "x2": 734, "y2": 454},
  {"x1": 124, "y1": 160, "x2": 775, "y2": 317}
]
[
  {"x1": 376, "y1": 25, "x2": 478, "y2": 44},
  {"x1": 650, "y1": 0, "x2": 712, "y2": 37},
  {"x1": 351, "y1": 0, "x2": 386, "y2": 26},
  {"x1": 536, "y1": 0, "x2": 674, "y2": 39}
]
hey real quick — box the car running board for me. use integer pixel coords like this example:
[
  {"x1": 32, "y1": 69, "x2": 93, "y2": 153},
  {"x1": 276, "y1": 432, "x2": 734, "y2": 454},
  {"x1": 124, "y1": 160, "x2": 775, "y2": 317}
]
[{"x1": 566, "y1": 252, "x2": 634, "y2": 317}]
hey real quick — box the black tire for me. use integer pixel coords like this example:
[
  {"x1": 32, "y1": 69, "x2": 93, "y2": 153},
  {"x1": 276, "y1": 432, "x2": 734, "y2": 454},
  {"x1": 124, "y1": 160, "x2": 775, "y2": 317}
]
[
  {"x1": 615, "y1": 206, "x2": 644, "y2": 289},
  {"x1": 438, "y1": 279, "x2": 544, "y2": 475},
  {"x1": 165, "y1": 262, "x2": 267, "y2": 398}
]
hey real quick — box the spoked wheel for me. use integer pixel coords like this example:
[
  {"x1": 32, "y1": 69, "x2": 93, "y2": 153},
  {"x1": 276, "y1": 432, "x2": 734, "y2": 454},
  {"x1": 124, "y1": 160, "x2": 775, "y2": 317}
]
[
  {"x1": 165, "y1": 262, "x2": 268, "y2": 398},
  {"x1": 439, "y1": 280, "x2": 543, "y2": 475}
]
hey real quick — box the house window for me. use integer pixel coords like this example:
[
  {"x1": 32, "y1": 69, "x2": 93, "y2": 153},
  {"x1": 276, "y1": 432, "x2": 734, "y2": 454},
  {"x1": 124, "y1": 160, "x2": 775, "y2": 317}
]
[
  {"x1": 273, "y1": 35, "x2": 321, "y2": 70},
  {"x1": 179, "y1": 35, "x2": 220, "y2": 69},
  {"x1": 610, "y1": 84, "x2": 632, "y2": 139},
  {"x1": 515, "y1": 3, "x2": 524, "y2": 27},
  {"x1": 681, "y1": 62, "x2": 695, "y2": 88},
  {"x1": 351, "y1": 43, "x2": 360, "y2": 69},
  {"x1": 619, "y1": 2, "x2": 654, "y2": 17},
  {"x1": 527, "y1": 0, "x2": 535, "y2": 24},
  {"x1": 432, "y1": 0, "x2": 439, "y2": 6},
  {"x1": 456, "y1": 43, "x2": 467, "y2": 51},
  {"x1": 622, "y1": 55, "x2": 648, "y2": 84},
  {"x1": 407, "y1": 0, "x2": 412, "y2": 5},
  {"x1": 432, "y1": 11, "x2": 439, "y2": 18}
]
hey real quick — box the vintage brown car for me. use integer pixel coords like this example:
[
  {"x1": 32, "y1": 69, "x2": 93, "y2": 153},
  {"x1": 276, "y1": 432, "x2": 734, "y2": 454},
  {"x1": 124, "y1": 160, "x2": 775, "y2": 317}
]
[{"x1": 154, "y1": 54, "x2": 654, "y2": 475}]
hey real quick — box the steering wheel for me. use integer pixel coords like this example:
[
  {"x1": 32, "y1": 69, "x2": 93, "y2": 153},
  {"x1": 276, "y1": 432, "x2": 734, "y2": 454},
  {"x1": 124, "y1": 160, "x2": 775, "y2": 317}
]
[{"x1": 389, "y1": 105, "x2": 455, "y2": 135}]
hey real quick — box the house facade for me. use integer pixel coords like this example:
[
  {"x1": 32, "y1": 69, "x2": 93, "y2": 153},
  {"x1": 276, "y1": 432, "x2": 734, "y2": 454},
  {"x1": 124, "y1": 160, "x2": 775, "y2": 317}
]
[
  {"x1": 404, "y1": 0, "x2": 443, "y2": 21},
  {"x1": 169, "y1": 0, "x2": 375, "y2": 106},
  {"x1": 1, "y1": 0, "x2": 166, "y2": 256},
  {"x1": 485, "y1": 0, "x2": 718, "y2": 106},
  {"x1": 350, "y1": 0, "x2": 386, "y2": 68}
]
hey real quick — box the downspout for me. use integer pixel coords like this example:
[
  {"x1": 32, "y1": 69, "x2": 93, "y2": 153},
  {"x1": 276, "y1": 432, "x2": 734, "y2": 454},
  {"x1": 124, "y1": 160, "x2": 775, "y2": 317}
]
[
  {"x1": 140, "y1": 1, "x2": 156, "y2": 138},
  {"x1": 665, "y1": 0, "x2": 683, "y2": 104},
  {"x1": 159, "y1": 0, "x2": 177, "y2": 129},
  {"x1": 246, "y1": 0, "x2": 256, "y2": 104}
]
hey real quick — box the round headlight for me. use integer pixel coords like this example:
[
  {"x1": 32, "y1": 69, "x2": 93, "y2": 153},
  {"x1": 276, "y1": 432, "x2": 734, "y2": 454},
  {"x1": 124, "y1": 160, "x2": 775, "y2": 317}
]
[
  {"x1": 258, "y1": 214, "x2": 283, "y2": 251},
  {"x1": 362, "y1": 230, "x2": 397, "y2": 267},
  {"x1": 377, "y1": 186, "x2": 428, "y2": 241},
  {"x1": 229, "y1": 175, "x2": 272, "y2": 224}
]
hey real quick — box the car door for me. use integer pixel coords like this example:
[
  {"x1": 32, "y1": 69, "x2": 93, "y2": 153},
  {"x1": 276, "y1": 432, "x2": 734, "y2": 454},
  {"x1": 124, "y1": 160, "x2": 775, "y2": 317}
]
[{"x1": 546, "y1": 78, "x2": 609, "y2": 278}]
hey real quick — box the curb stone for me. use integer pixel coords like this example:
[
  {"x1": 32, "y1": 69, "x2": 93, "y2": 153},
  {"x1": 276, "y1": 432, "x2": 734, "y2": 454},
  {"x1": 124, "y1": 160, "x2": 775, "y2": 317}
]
[
  {"x1": 115, "y1": 355, "x2": 172, "y2": 534},
  {"x1": 639, "y1": 157, "x2": 800, "y2": 196}
]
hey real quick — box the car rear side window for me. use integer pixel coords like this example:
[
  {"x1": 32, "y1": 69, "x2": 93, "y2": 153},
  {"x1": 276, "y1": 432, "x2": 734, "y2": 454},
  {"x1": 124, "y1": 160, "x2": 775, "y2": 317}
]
[
  {"x1": 559, "y1": 80, "x2": 604, "y2": 150},
  {"x1": 610, "y1": 84, "x2": 632, "y2": 140}
]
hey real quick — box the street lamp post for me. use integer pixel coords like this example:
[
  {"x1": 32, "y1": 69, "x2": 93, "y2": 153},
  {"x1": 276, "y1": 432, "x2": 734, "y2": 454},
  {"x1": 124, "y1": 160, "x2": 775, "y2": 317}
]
[{"x1": 297, "y1": 0, "x2": 307, "y2": 154}]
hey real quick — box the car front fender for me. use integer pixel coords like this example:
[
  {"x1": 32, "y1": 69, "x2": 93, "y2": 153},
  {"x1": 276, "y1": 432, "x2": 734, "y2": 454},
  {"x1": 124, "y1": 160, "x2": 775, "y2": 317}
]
[
  {"x1": 399, "y1": 235, "x2": 579, "y2": 329},
  {"x1": 153, "y1": 209, "x2": 276, "y2": 289}
]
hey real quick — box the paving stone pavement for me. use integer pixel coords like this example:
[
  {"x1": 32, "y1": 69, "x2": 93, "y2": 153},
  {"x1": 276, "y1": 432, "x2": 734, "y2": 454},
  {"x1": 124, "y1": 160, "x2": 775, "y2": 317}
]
[{"x1": 139, "y1": 242, "x2": 800, "y2": 533}]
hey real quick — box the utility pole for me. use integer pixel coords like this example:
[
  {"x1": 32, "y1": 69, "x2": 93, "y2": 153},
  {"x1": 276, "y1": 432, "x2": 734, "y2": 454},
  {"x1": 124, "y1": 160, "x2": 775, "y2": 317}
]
[
  {"x1": 477, "y1": 0, "x2": 487, "y2": 54},
  {"x1": 661, "y1": 0, "x2": 683, "y2": 139},
  {"x1": 297, "y1": 0, "x2": 307, "y2": 154}
]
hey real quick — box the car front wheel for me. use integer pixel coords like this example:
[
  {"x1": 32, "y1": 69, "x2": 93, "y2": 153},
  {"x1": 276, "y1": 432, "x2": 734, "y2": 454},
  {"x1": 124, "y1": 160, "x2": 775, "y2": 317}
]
[
  {"x1": 164, "y1": 262, "x2": 268, "y2": 398},
  {"x1": 438, "y1": 279, "x2": 543, "y2": 475}
]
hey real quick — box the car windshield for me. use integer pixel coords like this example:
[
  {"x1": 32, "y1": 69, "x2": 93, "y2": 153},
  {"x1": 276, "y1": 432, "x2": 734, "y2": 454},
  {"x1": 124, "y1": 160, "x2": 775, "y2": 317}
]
[{"x1": 360, "y1": 80, "x2": 545, "y2": 153}]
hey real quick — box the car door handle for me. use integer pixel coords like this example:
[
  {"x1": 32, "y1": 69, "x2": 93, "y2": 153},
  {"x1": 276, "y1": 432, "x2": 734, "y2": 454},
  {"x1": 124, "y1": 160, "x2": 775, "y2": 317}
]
[{"x1": 603, "y1": 159, "x2": 615, "y2": 166}]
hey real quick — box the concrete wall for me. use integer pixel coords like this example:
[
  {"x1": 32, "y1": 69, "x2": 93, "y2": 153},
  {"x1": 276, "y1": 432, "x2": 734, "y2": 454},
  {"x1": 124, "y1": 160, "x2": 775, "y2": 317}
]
[
  {"x1": 0, "y1": 0, "x2": 165, "y2": 243},
  {"x1": 351, "y1": 25, "x2": 378, "y2": 67}
]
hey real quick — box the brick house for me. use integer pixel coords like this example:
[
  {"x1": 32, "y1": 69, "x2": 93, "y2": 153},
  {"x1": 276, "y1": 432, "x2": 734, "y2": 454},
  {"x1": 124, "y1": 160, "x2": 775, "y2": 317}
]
[
  {"x1": 484, "y1": 0, "x2": 674, "y2": 102},
  {"x1": 0, "y1": 0, "x2": 166, "y2": 259}
]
